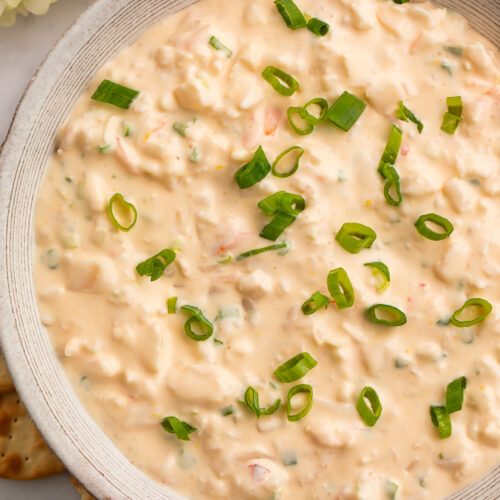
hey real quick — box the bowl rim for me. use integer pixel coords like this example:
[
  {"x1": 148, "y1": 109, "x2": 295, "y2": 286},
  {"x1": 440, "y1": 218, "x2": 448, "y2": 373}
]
[{"x1": 0, "y1": 1, "x2": 498, "y2": 499}]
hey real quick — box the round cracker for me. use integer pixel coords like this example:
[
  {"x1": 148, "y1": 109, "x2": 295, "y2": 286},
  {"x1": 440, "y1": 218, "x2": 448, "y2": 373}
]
[
  {"x1": 70, "y1": 477, "x2": 96, "y2": 500},
  {"x1": 0, "y1": 390, "x2": 64, "y2": 479},
  {"x1": 0, "y1": 353, "x2": 14, "y2": 393}
]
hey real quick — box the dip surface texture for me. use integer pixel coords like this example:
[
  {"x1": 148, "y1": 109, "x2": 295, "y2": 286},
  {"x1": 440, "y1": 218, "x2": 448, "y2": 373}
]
[{"x1": 34, "y1": 0, "x2": 500, "y2": 498}]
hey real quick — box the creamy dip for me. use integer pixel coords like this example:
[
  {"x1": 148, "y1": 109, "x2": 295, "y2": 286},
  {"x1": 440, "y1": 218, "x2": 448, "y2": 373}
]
[{"x1": 34, "y1": 0, "x2": 500, "y2": 498}]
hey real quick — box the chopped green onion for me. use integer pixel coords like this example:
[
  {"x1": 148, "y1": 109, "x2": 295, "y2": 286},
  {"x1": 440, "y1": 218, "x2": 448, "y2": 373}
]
[
  {"x1": 258, "y1": 191, "x2": 305, "y2": 241},
  {"x1": 274, "y1": 352, "x2": 318, "y2": 383},
  {"x1": 180, "y1": 305, "x2": 214, "y2": 341},
  {"x1": 449, "y1": 298, "x2": 492, "y2": 327},
  {"x1": 98, "y1": 144, "x2": 112, "y2": 154},
  {"x1": 236, "y1": 241, "x2": 289, "y2": 261},
  {"x1": 220, "y1": 406, "x2": 234, "y2": 416},
  {"x1": 441, "y1": 96, "x2": 462, "y2": 134},
  {"x1": 173, "y1": 122, "x2": 188, "y2": 137},
  {"x1": 302, "y1": 98, "x2": 329, "y2": 125},
  {"x1": 380, "y1": 164, "x2": 403, "y2": 207},
  {"x1": 415, "y1": 213, "x2": 454, "y2": 241},
  {"x1": 365, "y1": 304, "x2": 407, "y2": 326},
  {"x1": 167, "y1": 297, "x2": 177, "y2": 314},
  {"x1": 42, "y1": 248, "x2": 59, "y2": 270},
  {"x1": 91, "y1": 79, "x2": 140, "y2": 109},
  {"x1": 446, "y1": 376, "x2": 467, "y2": 414},
  {"x1": 356, "y1": 386, "x2": 382, "y2": 427},
  {"x1": 190, "y1": 148, "x2": 200, "y2": 163},
  {"x1": 445, "y1": 46, "x2": 463, "y2": 57},
  {"x1": 392, "y1": 0, "x2": 409, "y2": 3},
  {"x1": 307, "y1": 18, "x2": 329, "y2": 37},
  {"x1": 213, "y1": 338, "x2": 224, "y2": 345},
  {"x1": 326, "y1": 91, "x2": 367, "y2": 132},
  {"x1": 274, "y1": 0, "x2": 307, "y2": 30},
  {"x1": 239, "y1": 386, "x2": 281, "y2": 418},
  {"x1": 447, "y1": 96, "x2": 463, "y2": 117},
  {"x1": 234, "y1": 145, "x2": 271, "y2": 189},
  {"x1": 209, "y1": 35, "x2": 232, "y2": 57},
  {"x1": 262, "y1": 66, "x2": 299, "y2": 97},
  {"x1": 397, "y1": 101, "x2": 423, "y2": 133},
  {"x1": 335, "y1": 222, "x2": 377, "y2": 254},
  {"x1": 430, "y1": 405, "x2": 452, "y2": 439},
  {"x1": 364, "y1": 261, "x2": 391, "y2": 292},
  {"x1": 385, "y1": 480, "x2": 399, "y2": 500},
  {"x1": 271, "y1": 146, "x2": 304, "y2": 178},
  {"x1": 218, "y1": 254, "x2": 232, "y2": 264},
  {"x1": 108, "y1": 193, "x2": 138, "y2": 232},
  {"x1": 161, "y1": 416, "x2": 197, "y2": 441},
  {"x1": 136, "y1": 249, "x2": 176, "y2": 282},
  {"x1": 287, "y1": 107, "x2": 315, "y2": 135},
  {"x1": 282, "y1": 450, "x2": 298, "y2": 466},
  {"x1": 122, "y1": 121, "x2": 132, "y2": 137},
  {"x1": 302, "y1": 291, "x2": 329, "y2": 315},
  {"x1": 327, "y1": 268, "x2": 354, "y2": 309},
  {"x1": 377, "y1": 124, "x2": 402, "y2": 175},
  {"x1": 286, "y1": 384, "x2": 313, "y2": 421}
]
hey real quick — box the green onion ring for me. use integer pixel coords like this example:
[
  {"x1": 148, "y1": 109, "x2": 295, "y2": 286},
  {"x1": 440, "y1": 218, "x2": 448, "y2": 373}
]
[
  {"x1": 449, "y1": 298, "x2": 492, "y2": 327},
  {"x1": 287, "y1": 107, "x2": 315, "y2": 135},
  {"x1": 301, "y1": 291, "x2": 329, "y2": 315},
  {"x1": 327, "y1": 267, "x2": 355, "y2": 309},
  {"x1": 274, "y1": 0, "x2": 308, "y2": 30},
  {"x1": 274, "y1": 352, "x2": 318, "y2": 383},
  {"x1": 271, "y1": 146, "x2": 304, "y2": 178},
  {"x1": 240, "y1": 386, "x2": 281, "y2": 418},
  {"x1": 364, "y1": 262, "x2": 391, "y2": 292},
  {"x1": 307, "y1": 18, "x2": 330, "y2": 37},
  {"x1": 381, "y1": 164, "x2": 403, "y2": 207},
  {"x1": 262, "y1": 66, "x2": 299, "y2": 97},
  {"x1": 180, "y1": 305, "x2": 214, "y2": 341},
  {"x1": 286, "y1": 384, "x2": 313, "y2": 422},
  {"x1": 356, "y1": 386, "x2": 382, "y2": 427},
  {"x1": 302, "y1": 98, "x2": 329, "y2": 125},
  {"x1": 335, "y1": 222, "x2": 377, "y2": 254},
  {"x1": 430, "y1": 405, "x2": 452, "y2": 439},
  {"x1": 365, "y1": 304, "x2": 407, "y2": 326},
  {"x1": 415, "y1": 213, "x2": 454, "y2": 241},
  {"x1": 108, "y1": 193, "x2": 138, "y2": 232}
]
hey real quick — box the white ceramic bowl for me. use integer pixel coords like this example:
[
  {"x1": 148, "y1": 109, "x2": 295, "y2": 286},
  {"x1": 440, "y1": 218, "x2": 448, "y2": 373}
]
[{"x1": 0, "y1": 1, "x2": 498, "y2": 499}]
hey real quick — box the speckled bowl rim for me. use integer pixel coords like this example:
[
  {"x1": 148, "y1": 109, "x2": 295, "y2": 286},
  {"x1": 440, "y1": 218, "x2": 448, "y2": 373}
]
[{"x1": 0, "y1": 1, "x2": 498, "y2": 499}]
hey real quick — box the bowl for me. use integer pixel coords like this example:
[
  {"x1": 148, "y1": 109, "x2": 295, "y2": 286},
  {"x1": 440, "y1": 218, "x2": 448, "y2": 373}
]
[{"x1": 0, "y1": 1, "x2": 498, "y2": 498}]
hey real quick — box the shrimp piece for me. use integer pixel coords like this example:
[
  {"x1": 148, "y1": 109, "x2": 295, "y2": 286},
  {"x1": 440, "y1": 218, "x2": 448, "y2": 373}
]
[
  {"x1": 264, "y1": 108, "x2": 281, "y2": 136},
  {"x1": 215, "y1": 232, "x2": 252, "y2": 255},
  {"x1": 115, "y1": 137, "x2": 141, "y2": 174},
  {"x1": 401, "y1": 144, "x2": 410, "y2": 156}
]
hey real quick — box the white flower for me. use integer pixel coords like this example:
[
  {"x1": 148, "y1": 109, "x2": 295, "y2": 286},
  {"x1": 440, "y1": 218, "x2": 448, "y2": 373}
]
[{"x1": 0, "y1": 0, "x2": 58, "y2": 27}]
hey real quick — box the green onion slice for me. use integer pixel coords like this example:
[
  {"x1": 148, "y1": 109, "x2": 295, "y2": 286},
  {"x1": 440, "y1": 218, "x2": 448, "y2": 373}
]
[
  {"x1": 445, "y1": 46, "x2": 463, "y2": 57},
  {"x1": 274, "y1": 352, "x2": 318, "y2": 383},
  {"x1": 274, "y1": 0, "x2": 308, "y2": 30},
  {"x1": 302, "y1": 98, "x2": 329, "y2": 125},
  {"x1": 449, "y1": 298, "x2": 492, "y2": 327},
  {"x1": 356, "y1": 386, "x2": 382, "y2": 427},
  {"x1": 446, "y1": 376, "x2": 467, "y2": 414},
  {"x1": 286, "y1": 384, "x2": 313, "y2": 422},
  {"x1": 240, "y1": 386, "x2": 281, "y2": 418},
  {"x1": 307, "y1": 18, "x2": 329, "y2": 37},
  {"x1": 136, "y1": 249, "x2": 176, "y2": 282},
  {"x1": 378, "y1": 124, "x2": 403, "y2": 175},
  {"x1": 236, "y1": 241, "x2": 289, "y2": 261},
  {"x1": 380, "y1": 164, "x2": 403, "y2": 207},
  {"x1": 167, "y1": 297, "x2": 177, "y2": 314},
  {"x1": 258, "y1": 191, "x2": 305, "y2": 241},
  {"x1": 220, "y1": 406, "x2": 234, "y2": 416},
  {"x1": 397, "y1": 101, "x2": 423, "y2": 133},
  {"x1": 326, "y1": 91, "x2": 367, "y2": 132},
  {"x1": 287, "y1": 107, "x2": 315, "y2": 136},
  {"x1": 173, "y1": 122, "x2": 188, "y2": 137},
  {"x1": 392, "y1": 0, "x2": 410, "y2": 3},
  {"x1": 91, "y1": 79, "x2": 140, "y2": 109},
  {"x1": 441, "y1": 96, "x2": 462, "y2": 134},
  {"x1": 271, "y1": 146, "x2": 304, "y2": 178},
  {"x1": 364, "y1": 261, "x2": 391, "y2": 292},
  {"x1": 327, "y1": 267, "x2": 355, "y2": 309},
  {"x1": 430, "y1": 405, "x2": 452, "y2": 439},
  {"x1": 108, "y1": 193, "x2": 138, "y2": 232},
  {"x1": 336, "y1": 222, "x2": 377, "y2": 254},
  {"x1": 415, "y1": 213, "x2": 454, "y2": 241},
  {"x1": 262, "y1": 66, "x2": 299, "y2": 97},
  {"x1": 180, "y1": 305, "x2": 214, "y2": 341},
  {"x1": 365, "y1": 304, "x2": 407, "y2": 326},
  {"x1": 234, "y1": 145, "x2": 271, "y2": 189},
  {"x1": 302, "y1": 291, "x2": 329, "y2": 315},
  {"x1": 161, "y1": 416, "x2": 197, "y2": 441},
  {"x1": 209, "y1": 35, "x2": 232, "y2": 57}
]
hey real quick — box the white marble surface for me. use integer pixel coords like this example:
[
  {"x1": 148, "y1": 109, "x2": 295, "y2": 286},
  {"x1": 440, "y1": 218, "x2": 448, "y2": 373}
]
[{"x1": 0, "y1": 2, "x2": 94, "y2": 497}]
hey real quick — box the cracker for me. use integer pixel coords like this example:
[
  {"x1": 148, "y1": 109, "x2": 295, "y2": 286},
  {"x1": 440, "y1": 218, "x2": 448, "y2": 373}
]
[
  {"x1": 70, "y1": 477, "x2": 97, "y2": 500},
  {"x1": 0, "y1": 353, "x2": 14, "y2": 393},
  {"x1": 0, "y1": 390, "x2": 64, "y2": 479}
]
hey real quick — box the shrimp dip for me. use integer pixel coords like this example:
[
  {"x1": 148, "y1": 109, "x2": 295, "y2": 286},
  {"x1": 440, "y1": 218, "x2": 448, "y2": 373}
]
[{"x1": 34, "y1": 0, "x2": 500, "y2": 498}]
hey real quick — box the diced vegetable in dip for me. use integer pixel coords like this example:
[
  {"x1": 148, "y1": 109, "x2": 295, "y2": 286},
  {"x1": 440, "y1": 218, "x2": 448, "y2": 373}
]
[{"x1": 34, "y1": 0, "x2": 500, "y2": 499}]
